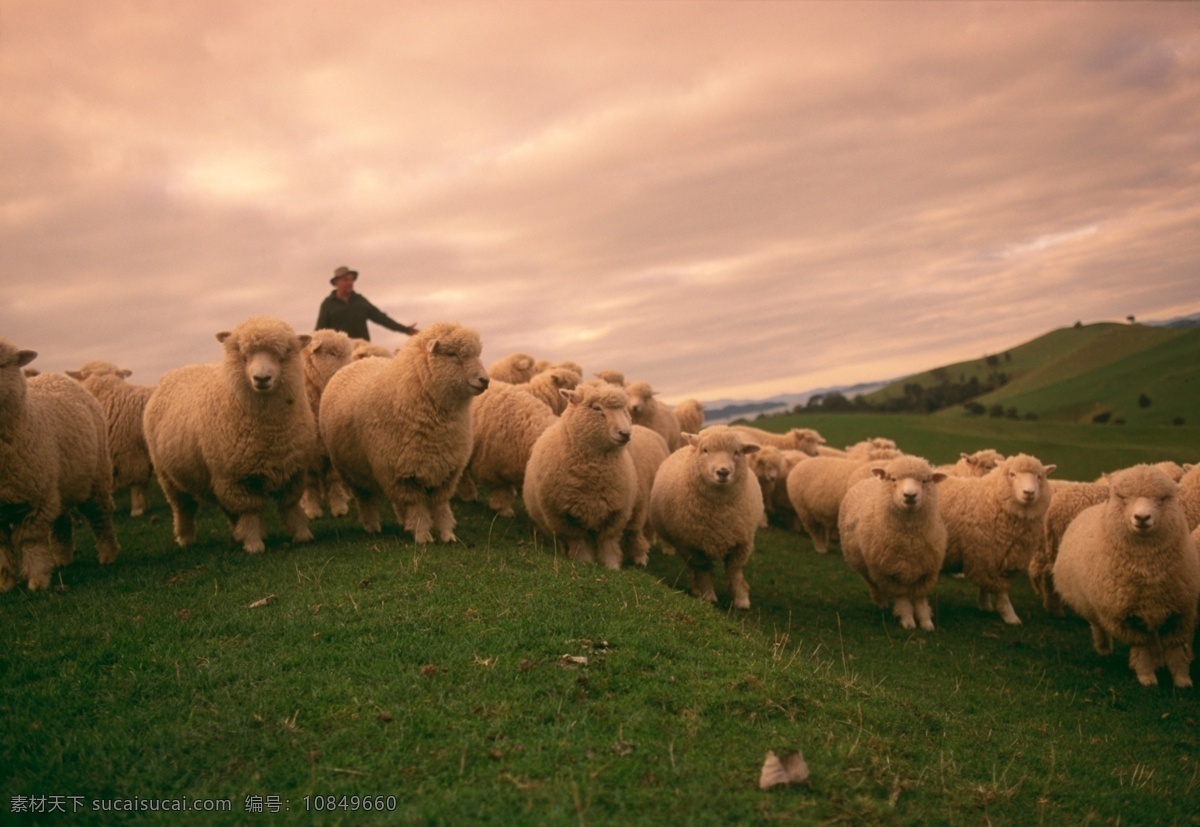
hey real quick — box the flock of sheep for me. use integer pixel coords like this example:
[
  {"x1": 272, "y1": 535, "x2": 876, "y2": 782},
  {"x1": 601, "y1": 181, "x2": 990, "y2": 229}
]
[{"x1": 1, "y1": 315, "x2": 1198, "y2": 689}]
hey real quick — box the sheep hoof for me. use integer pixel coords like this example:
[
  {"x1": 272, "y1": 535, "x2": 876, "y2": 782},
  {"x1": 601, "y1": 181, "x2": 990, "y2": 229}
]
[
  {"x1": 26, "y1": 573, "x2": 52, "y2": 592},
  {"x1": 733, "y1": 598, "x2": 751, "y2": 610},
  {"x1": 438, "y1": 532, "x2": 458, "y2": 544},
  {"x1": 899, "y1": 617, "x2": 916, "y2": 630},
  {"x1": 292, "y1": 528, "x2": 315, "y2": 544},
  {"x1": 1173, "y1": 675, "x2": 1193, "y2": 689},
  {"x1": 242, "y1": 540, "x2": 266, "y2": 554},
  {"x1": 1136, "y1": 672, "x2": 1158, "y2": 688},
  {"x1": 920, "y1": 620, "x2": 935, "y2": 632}
]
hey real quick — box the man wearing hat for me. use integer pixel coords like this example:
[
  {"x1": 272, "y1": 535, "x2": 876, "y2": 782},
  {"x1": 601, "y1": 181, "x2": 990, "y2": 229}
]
[{"x1": 315, "y1": 266, "x2": 419, "y2": 341}]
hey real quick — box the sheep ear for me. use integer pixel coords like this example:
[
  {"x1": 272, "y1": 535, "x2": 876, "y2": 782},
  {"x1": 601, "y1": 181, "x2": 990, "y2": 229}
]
[
  {"x1": 1043, "y1": 464, "x2": 1057, "y2": 477},
  {"x1": 932, "y1": 472, "x2": 948, "y2": 484},
  {"x1": 65, "y1": 370, "x2": 84, "y2": 380},
  {"x1": 871, "y1": 467, "x2": 887, "y2": 480},
  {"x1": 742, "y1": 442, "x2": 761, "y2": 455},
  {"x1": 561, "y1": 388, "x2": 581, "y2": 406},
  {"x1": 426, "y1": 338, "x2": 440, "y2": 354},
  {"x1": 959, "y1": 452, "x2": 971, "y2": 460},
  {"x1": 119, "y1": 369, "x2": 133, "y2": 379},
  {"x1": 683, "y1": 432, "x2": 700, "y2": 447},
  {"x1": 297, "y1": 334, "x2": 312, "y2": 349},
  {"x1": 16, "y1": 350, "x2": 37, "y2": 368},
  {"x1": 216, "y1": 331, "x2": 233, "y2": 344}
]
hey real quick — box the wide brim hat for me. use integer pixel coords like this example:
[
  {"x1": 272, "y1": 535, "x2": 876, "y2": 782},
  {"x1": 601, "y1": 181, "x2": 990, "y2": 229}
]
[{"x1": 331, "y1": 266, "x2": 359, "y2": 285}]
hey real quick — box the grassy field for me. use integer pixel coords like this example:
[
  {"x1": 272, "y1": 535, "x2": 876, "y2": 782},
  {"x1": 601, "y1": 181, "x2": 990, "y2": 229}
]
[{"x1": 3, "y1": 414, "x2": 1200, "y2": 825}]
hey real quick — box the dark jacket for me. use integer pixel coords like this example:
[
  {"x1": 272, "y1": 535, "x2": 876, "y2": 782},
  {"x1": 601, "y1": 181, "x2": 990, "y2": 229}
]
[{"x1": 315, "y1": 291, "x2": 413, "y2": 341}]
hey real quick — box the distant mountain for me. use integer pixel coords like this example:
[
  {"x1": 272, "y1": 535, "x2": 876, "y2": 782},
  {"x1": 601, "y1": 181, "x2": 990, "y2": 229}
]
[
  {"x1": 1145, "y1": 311, "x2": 1200, "y2": 329},
  {"x1": 703, "y1": 379, "x2": 892, "y2": 423}
]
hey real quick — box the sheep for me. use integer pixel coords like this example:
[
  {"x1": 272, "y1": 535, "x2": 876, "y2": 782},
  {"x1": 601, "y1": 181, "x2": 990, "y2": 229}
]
[
  {"x1": 1178, "y1": 463, "x2": 1200, "y2": 529},
  {"x1": 626, "y1": 380, "x2": 683, "y2": 451},
  {"x1": 296, "y1": 329, "x2": 357, "y2": 520},
  {"x1": 748, "y1": 445, "x2": 785, "y2": 528},
  {"x1": 729, "y1": 425, "x2": 825, "y2": 456},
  {"x1": 936, "y1": 449, "x2": 1005, "y2": 478},
  {"x1": 624, "y1": 425, "x2": 671, "y2": 566},
  {"x1": 350, "y1": 339, "x2": 394, "y2": 360},
  {"x1": 0, "y1": 340, "x2": 119, "y2": 591},
  {"x1": 66, "y1": 360, "x2": 156, "y2": 517},
  {"x1": 1030, "y1": 460, "x2": 1194, "y2": 616},
  {"x1": 1053, "y1": 465, "x2": 1199, "y2": 688},
  {"x1": 143, "y1": 316, "x2": 319, "y2": 554},
  {"x1": 785, "y1": 450, "x2": 903, "y2": 552},
  {"x1": 488, "y1": 352, "x2": 537, "y2": 384},
  {"x1": 768, "y1": 449, "x2": 811, "y2": 530},
  {"x1": 594, "y1": 369, "x2": 626, "y2": 386},
  {"x1": 845, "y1": 437, "x2": 899, "y2": 460},
  {"x1": 938, "y1": 453, "x2": 1056, "y2": 625},
  {"x1": 838, "y1": 455, "x2": 949, "y2": 631},
  {"x1": 320, "y1": 322, "x2": 489, "y2": 544},
  {"x1": 518, "y1": 367, "x2": 580, "y2": 415},
  {"x1": 534, "y1": 359, "x2": 584, "y2": 381},
  {"x1": 674, "y1": 398, "x2": 705, "y2": 436},
  {"x1": 648, "y1": 426, "x2": 763, "y2": 609},
  {"x1": 522, "y1": 381, "x2": 638, "y2": 570},
  {"x1": 463, "y1": 380, "x2": 558, "y2": 517}
]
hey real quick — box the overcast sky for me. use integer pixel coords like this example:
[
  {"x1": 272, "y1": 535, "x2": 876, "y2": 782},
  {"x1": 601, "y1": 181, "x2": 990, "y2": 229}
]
[{"x1": 3, "y1": 1, "x2": 1198, "y2": 403}]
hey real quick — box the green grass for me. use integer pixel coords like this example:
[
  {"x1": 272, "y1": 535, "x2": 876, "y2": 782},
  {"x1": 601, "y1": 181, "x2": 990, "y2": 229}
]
[{"x1": 3, "y1": 414, "x2": 1200, "y2": 825}]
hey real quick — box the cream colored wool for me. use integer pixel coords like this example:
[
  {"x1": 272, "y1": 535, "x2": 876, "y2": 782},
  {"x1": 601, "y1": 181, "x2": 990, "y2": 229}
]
[
  {"x1": 593, "y1": 369, "x2": 626, "y2": 387},
  {"x1": 0, "y1": 341, "x2": 119, "y2": 591},
  {"x1": 1178, "y1": 463, "x2": 1200, "y2": 529},
  {"x1": 625, "y1": 381, "x2": 683, "y2": 452},
  {"x1": 299, "y1": 329, "x2": 355, "y2": 519},
  {"x1": 838, "y1": 455, "x2": 948, "y2": 631},
  {"x1": 67, "y1": 360, "x2": 155, "y2": 517},
  {"x1": 673, "y1": 398, "x2": 705, "y2": 436},
  {"x1": 785, "y1": 450, "x2": 902, "y2": 553},
  {"x1": 523, "y1": 381, "x2": 638, "y2": 570},
  {"x1": 623, "y1": 425, "x2": 671, "y2": 566},
  {"x1": 465, "y1": 380, "x2": 558, "y2": 517},
  {"x1": 518, "y1": 367, "x2": 580, "y2": 415},
  {"x1": 649, "y1": 426, "x2": 763, "y2": 609},
  {"x1": 488, "y1": 352, "x2": 537, "y2": 384},
  {"x1": 748, "y1": 445, "x2": 785, "y2": 528},
  {"x1": 729, "y1": 425, "x2": 826, "y2": 456},
  {"x1": 145, "y1": 317, "x2": 318, "y2": 554},
  {"x1": 939, "y1": 453, "x2": 1055, "y2": 625},
  {"x1": 769, "y1": 449, "x2": 810, "y2": 530},
  {"x1": 320, "y1": 322, "x2": 488, "y2": 544},
  {"x1": 935, "y1": 448, "x2": 1005, "y2": 478},
  {"x1": 1054, "y1": 464, "x2": 1199, "y2": 688}
]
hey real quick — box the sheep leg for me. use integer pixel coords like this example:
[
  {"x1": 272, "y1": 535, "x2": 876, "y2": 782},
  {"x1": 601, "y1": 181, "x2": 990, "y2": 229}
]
[
  {"x1": 50, "y1": 513, "x2": 75, "y2": 567},
  {"x1": 487, "y1": 487, "x2": 517, "y2": 518},
  {"x1": 231, "y1": 512, "x2": 266, "y2": 554},
  {"x1": 0, "y1": 541, "x2": 16, "y2": 592},
  {"x1": 326, "y1": 473, "x2": 352, "y2": 518},
  {"x1": 567, "y1": 538, "x2": 596, "y2": 564},
  {"x1": 430, "y1": 495, "x2": 458, "y2": 544},
  {"x1": 596, "y1": 532, "x2": 623, "y2": 571},
  {"x1": 300, "y1": 477, "x2": 325, "y2": 520},
  {"x1": 688, "y1": 564, "x2": 718, "y2": 605},
  {"x1": 977, "y1": 589, "x2": 996, "y2": 612},
  {"x1": 19, "y1": 540, "x2": 55, "y2": 591},
  {"x1": 129, "y1": 484, "x2": 148, "y2": 518},
  {"x1": 993, "y1": 590, "x2": 1022, "y2": 625},
  {"x1": 355, "y1": 492, "x2": 382, "y2": 534},
  {"x1": 725, "y1": 556, "x2": 751, "y2": 610},
  {"x1": 892, "y1": 597, "x2": 917, "y2": 630},
  {"x1": 915, "y1": 598, "x2": 935, "y2": 632},
  {"x1": 1128, "y1": 646, "x2": 1159, "y2": 687},
  {"x1": 78, "y1": 496, "x2": 120, "y2": 564},
  {"x1": 455, "y1": 472, "x2": 478, "y2": 503},
  {"x1": 1089, "y1": 623, "x2": 1113, "y2": 655},
  {"x1": 1164, "y1": 644, "x2": 1193, "y2": 689},
  {"x1": 623, "y1": 530, "x2": 650, "y2": 568},
  {"x1": 280, "y1": 499, "x2": 314, "y2": 544},
  {"x1": 160, "y1": 482, "x2": 198, "y2": 547},
  {"x1": 402, "y1": 501, "x2": 435, "y2": 544}
]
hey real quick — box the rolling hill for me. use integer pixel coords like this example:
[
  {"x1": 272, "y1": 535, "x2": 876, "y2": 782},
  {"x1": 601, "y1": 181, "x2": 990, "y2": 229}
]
[{"x1": 861, "y1": 322, "x2": 1200, "y2": 426}]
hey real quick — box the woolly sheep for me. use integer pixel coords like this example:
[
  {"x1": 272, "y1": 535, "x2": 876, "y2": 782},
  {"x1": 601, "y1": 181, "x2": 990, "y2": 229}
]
[
  {"x1": 748, "y1": 445, "x2": 785, "y2": 528},
  {"x1": 674, "y1": 398, "x2": 705, "y2": 436},
  {"x1": 463, "y1": 380, "x2": 558, "y2": 517},
  {"x1": 594, "y1": 369, "x2": 626, "y2": 386},
  {"x1": 1178, "y1": 463, "x2": 1200, "y2": 529},
  {"x1": 838, "y1": 455, "x2": 948, "y2": 631},
  {"x1": 1054, "y1": 465, "x2": 1199, "y2": 687},
  {"x1": 729, "y1": 425, "x2": 825, "y2": 456},
  {"x1": 624, "y1": 425, "x2": 672, "y2": 567},
  {"x1": 936, "y1": 449, "x2": 1005, "y2": 478},
  {"x1": 626, "y1": 381, "x2": 683, "y2": 452},
  {"x1": 518, "y1": 367, "x2": 580, "y2": 415},
  {"x1": 321, "y1": 322, "x2": 488, "y2": 544},
  {"x1": 0, "y1": 341, "x2": 119, "y2": 590},
  {"x1": 769, "y1": 449, "x2": 810, "y2": 530},
  {"x1": 649, "y1": 426, "x2": 763, "y2": 609},
  {"x1": 299, "y1": 329, "x2": 355, "y2": 519},
  {"x1": 785, "y1": 450, "x2": 902, "y2": 553},
  {"x1": 1030, "y1": 460, "x2": 1194, "y2": 616},
  {"x1": 67, "y1": 360, "x2": 156, "y2": 517},
  {"x1": 845, "y1": 437, "x2": 899, "y2": 460},
  {"x1": 488, "y1": 352, "x2": 537, "y2": 384},
  {"x1": 939, "y1": 453, "x2": 1056, "y2": 625},
  {"x1": 351, "y1": 339, "x2": 394, "y2": 360},
  {"x1": 144, "y1": 316, "x2": 319, "y2": 554},
  {"x1": 535, "y1": 359, "x2": 584, "y2": 381},
  {"x1": 522, "y1": 381, "x2": 638, "y2": 570}
]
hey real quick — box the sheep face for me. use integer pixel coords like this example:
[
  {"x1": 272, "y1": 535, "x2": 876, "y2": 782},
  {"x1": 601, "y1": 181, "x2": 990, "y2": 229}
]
[
  {"x1": 1108, "y1": 466, "x2": 1181, "y2": 538},
  {"x1": 217, "y1": 318, "x2": 310, "y2": 396},
  {"x1": 0, "y1": 340, "x2": 37, "y2": 418},
  {"x1": 871, "y1": 458, "x2": 946, "y2": 513},
  {"x1": 626, "y1": 381, "x2": 655, "y2": 420},
  {"x1": 303, "y1": 330, "x2": 354, "y2": 388},
  {"x1": 998, "y1": 454, "x2": 1055, "y2": 510},
  {"x1": 425, "y1": 327, "x2": 489, "y2": 397},
  {"x1": 684, "y1": 427, "x2": 760, "y2": 489},
  {"x1": 790, "y1": 429, "x2": 826, "y2": 456},
  {"x1": 749, "y1": 446, "x2": 783, "y2": 485},
  {"x1": 562, "y1": 384, "x2": 632, "y2": 450}
]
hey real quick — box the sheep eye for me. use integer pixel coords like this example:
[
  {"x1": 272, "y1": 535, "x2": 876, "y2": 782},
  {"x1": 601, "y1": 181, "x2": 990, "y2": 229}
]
[{"x1": 591, "y1": 404, "x2": 603, "y2": 412}]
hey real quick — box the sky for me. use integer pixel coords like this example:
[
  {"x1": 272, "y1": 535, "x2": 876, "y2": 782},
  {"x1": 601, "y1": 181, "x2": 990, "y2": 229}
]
[{"x1": 2, "y1": 1, "x2": 1199, "y2": 404}]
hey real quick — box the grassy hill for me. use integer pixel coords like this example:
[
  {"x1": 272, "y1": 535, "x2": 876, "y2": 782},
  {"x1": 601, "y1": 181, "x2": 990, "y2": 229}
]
[{"x1": 861, "y1": 322, "x2": 1200, "y2": 425}]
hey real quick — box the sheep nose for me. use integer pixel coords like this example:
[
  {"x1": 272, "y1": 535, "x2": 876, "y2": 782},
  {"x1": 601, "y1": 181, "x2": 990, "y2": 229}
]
[
  {"x1": 477, "y1": 377, "x2": 490, "y2": 391},
  {"x1": 252, "y1": 375, "x2": 273, "y2": 389},
  {"x1": 903, "y1": 492, "x2": 917, "y2": 504},
  {"x1": 716, "y1": 467, "x2": 731, "y2": 482},
  {"x1": 615, "y1": 429, "x2": 631, "y2": 444},
  {"x1": 1133, "y1": 512, "x2": 1152, "y2": 529}
]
